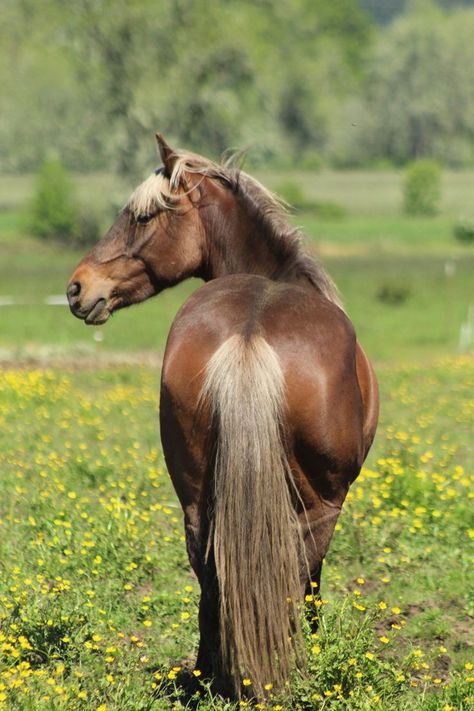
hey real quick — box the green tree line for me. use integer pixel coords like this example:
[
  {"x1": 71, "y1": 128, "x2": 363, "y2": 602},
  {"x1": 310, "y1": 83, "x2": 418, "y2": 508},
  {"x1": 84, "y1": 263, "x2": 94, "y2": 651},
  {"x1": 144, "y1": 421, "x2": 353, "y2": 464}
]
[{"x1": 2, "y1": 0, "x2": 474, "y2": 174}]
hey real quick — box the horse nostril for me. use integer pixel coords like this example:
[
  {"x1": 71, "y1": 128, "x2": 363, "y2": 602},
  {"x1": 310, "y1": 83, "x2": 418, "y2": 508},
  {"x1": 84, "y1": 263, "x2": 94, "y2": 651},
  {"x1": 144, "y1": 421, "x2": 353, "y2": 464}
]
[{"x1": 67, "y1": 282, "x2": 81, "y2": 300}]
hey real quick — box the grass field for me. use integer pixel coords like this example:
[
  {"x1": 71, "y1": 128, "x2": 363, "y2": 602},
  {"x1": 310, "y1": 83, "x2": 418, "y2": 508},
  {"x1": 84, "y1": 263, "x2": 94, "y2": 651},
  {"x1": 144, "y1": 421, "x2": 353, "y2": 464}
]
[
  {"x1": 1, "y1": 246, "x2": 472, "y2": 365},
  {"x1": 0, "y1": 170, "x2": 473, "y2": 709},
  {"x1": 0, "y1": 359, "x2": 472, "y2": 710},
  {"x1": 0, "y1": 169, "x2": 473, "y2": 365},
  {"x1": 1, "y1": 169, "x2": 473, "y2": 217}
]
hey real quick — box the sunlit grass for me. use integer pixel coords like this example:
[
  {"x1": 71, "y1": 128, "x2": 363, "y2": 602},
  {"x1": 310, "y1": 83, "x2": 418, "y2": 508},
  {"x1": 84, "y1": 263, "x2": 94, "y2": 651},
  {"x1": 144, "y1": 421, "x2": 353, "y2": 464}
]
[
  {"x1": 257, "y1": 169, "x2": 474, "y2": 219},
  {"x1": 1, "y1": 167, "x2": 474, "y2": 365},
  {"x1": 1, "y1": 249, "x2": 472, "y2": 366},
  {"x1": 0, "y1": 359, "x2": 472, "y2": 709}
]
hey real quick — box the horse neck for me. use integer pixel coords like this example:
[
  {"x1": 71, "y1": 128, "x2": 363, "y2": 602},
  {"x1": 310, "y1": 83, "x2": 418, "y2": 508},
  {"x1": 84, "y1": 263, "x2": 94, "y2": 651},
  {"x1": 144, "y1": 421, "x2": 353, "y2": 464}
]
[{"x1": 199, "y1": 193, "x2": 311, "y2": 287}]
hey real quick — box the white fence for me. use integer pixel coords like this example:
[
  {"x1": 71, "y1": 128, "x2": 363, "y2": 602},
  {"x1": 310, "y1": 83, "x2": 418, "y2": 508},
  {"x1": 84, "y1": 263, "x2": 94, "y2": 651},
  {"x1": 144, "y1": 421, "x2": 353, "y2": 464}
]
[
  {"x1": 459, "y1": 303, "x2": 474, "y2": 353},
  {"x1": 2, "y1": 296, "x2": 473, "y2": 352},
  {"x1": 0, "y1": 295, "x2": 68, "y2": 306}
]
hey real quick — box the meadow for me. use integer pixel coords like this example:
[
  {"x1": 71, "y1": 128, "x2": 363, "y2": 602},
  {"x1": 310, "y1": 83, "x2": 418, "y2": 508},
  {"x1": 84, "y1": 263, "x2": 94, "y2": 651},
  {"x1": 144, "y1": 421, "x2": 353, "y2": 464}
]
[
  {"x1": 0, "y1": 169, "x2": 473, "y2": 709},
  {"x1": 0, "y1": 359, "x2": 472, "y2": 710},
  {"x1": 1, "y1": 170, "x2": 474, "y2": 364}
]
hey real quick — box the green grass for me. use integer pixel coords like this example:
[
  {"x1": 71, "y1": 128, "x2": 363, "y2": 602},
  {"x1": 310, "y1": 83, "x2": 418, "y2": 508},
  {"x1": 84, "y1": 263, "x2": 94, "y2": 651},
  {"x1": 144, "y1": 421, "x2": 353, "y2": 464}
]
[
  {"x1": 1, "y1": 240, "x2": 472, "y2": 365},
  {"x1": 258, "y1": 169, "x2": 474, "y2": 218},
  {"x1": 0, "y1": 169, "x2": 473, "y2": 708},
  {"x1": 0, "y1": 211, "x2": 25, "y2": 239},
  {"x1": 1, "y1": 169, "x2": 473, "y2": 365},
  {"x1": 0, "y1": 359, "x2": 472, "y2": 709},
  {"x1": 330, "y1": 254, "x2": 474, "y2": 363},
  {"x1": 300, "y1": 215, "x2": 459, "y2": 253},
  {"x1": 2, "y1": 167, "x2": 474, "y2": 217},
  {"x1": 0, "y1": 174, "x2": 129, "y2": 213}
]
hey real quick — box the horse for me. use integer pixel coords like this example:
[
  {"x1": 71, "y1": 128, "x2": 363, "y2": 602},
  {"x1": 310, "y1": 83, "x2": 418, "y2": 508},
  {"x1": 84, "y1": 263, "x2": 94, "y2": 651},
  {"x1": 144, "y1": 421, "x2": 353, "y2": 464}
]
[{"x1": 67, "y1": 134, "x2": 379, "y2": 699}]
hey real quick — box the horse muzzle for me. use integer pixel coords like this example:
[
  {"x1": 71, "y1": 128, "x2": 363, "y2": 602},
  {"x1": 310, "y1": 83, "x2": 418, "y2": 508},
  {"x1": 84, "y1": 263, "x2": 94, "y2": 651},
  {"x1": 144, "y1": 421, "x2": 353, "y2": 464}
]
[{"x1": 67, "y1": 281, "x2": 111, "y2": 325}]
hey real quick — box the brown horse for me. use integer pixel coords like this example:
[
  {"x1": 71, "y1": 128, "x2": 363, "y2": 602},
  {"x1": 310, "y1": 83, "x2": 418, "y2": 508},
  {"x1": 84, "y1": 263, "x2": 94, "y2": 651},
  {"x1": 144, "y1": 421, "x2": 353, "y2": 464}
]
[{"x1": 67, "y1": 135, "x2": 379, "y2": 698}]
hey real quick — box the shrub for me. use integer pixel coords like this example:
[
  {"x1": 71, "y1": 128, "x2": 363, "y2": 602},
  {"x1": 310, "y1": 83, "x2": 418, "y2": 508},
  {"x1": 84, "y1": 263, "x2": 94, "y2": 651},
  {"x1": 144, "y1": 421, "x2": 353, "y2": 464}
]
[
  {"x1": 403, "y1": 159, "x2": 441, "y2": 216},
  {"x1": 377, "y1": 283, "x2": 410, "y2": 305},
  {"x1": 29, "y1": 160, "x2": 78, "y2": 241},
  {"x1": 275, "y1": 180, "x2": 345, "y2": 218},
  {"x1": 275, "y1": 180, "x2": 306, "y2": 208},
  {"x1": 453, "y1": 217, "x2": 474, "y2": 243},
  {"x1": 314, "y1": 200, "x2": 346, "y2": 219},
  {"x1": 28, "y1": 161, "x2": 102, "y2": 246}
]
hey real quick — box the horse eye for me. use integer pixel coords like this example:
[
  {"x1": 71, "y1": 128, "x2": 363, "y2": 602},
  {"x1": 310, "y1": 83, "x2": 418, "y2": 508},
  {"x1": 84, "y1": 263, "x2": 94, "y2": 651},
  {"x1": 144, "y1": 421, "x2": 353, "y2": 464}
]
[{"x1": 136, "y1": 213, "x2": 153, "y2": 225}]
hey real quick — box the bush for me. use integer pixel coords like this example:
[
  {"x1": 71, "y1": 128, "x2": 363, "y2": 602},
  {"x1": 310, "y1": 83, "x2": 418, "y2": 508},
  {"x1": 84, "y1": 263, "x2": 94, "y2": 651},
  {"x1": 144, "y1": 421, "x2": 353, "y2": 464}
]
[
  {"x1": 275, "y1": 180, "x2": 345, "y2": 218},
  {"x1": 275, "y1": 180, "x2": 306, "y2": 208},
  {"x1": 314, "y1": 200, "x2": 346, "y2": 219},
  {"x1": 377, "y1": 283, "x2": 410, "y2": 305},
  {"x1": 28, "y1": 161, "x2": 102, "y2": 246},
  {"x1": 29, "y1": 160, "x2": 78, "y2": 241},
  {"x1": 453, "y1": 217, "x2": 474, "y2": 243},
  {"x1": 403, "y1": 159, "x2": 442, "y2": 216}
]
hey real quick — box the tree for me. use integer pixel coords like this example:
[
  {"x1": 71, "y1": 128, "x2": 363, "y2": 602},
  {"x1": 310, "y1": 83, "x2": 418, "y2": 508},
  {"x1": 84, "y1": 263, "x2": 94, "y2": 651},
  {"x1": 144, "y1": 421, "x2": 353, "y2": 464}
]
[
  {"x1": 330, "y1": 1, "x2": 474, "y2": 166},
  {"x1": 1, "y1": 0, "x2": 374, "y2": 173}
]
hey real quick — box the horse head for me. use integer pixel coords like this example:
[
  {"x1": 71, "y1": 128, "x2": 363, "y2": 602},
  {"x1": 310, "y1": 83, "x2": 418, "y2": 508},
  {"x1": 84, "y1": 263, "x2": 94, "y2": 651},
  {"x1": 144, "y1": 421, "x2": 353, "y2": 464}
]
[{"x1": 67, "y1": 135, "x2": 206, "y2": 324}]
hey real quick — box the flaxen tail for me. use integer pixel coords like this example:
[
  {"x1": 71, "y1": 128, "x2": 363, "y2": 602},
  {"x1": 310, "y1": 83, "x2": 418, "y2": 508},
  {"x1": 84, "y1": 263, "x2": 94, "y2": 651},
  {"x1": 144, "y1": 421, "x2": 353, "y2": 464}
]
[{"x1": 200, "y1": 334, "x2": 305, "y2": 697}]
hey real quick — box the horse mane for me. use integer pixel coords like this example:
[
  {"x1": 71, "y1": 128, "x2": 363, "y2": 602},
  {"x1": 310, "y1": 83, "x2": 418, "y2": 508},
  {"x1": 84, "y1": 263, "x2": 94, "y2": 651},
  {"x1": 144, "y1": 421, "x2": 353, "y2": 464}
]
[{"x1": 127, "y1": 150, "x2": 343, "y2": 309}]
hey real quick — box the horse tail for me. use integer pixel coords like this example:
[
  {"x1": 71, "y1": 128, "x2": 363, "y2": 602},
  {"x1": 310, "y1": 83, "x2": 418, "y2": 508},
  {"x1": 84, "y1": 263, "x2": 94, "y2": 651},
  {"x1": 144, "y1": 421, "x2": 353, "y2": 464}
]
[{"x1": 200, "y1": 333, "x2": 305, "y2": 697}]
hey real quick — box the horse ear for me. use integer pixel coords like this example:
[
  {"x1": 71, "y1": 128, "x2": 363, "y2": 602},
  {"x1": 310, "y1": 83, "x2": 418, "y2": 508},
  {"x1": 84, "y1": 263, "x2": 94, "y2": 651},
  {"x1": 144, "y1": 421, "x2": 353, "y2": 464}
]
[{"x1": 155, "y1": 133, "x2": 177, "y2": 176}]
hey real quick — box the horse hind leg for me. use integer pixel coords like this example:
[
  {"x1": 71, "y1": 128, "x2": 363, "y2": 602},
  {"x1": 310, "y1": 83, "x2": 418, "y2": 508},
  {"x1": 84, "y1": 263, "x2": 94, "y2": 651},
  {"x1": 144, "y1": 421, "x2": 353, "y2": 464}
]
[
  {"x1": 298, "y1": 496, "x2": 345, "y2": 630},
  {"x1": 160, "y1": 371, "x2": 220, "y2": 668},
  {"x1": 178, "y1": 506, "x2": 221, "y2": 684},
  {"x1": 195, "y1": 551, "x2": 221, "y2": 682}
]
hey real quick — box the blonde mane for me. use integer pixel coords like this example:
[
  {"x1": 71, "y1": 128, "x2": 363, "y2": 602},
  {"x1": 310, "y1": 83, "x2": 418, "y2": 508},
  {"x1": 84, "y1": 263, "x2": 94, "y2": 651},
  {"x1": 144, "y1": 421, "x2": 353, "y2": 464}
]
[
  {"x1": 127, "y1": 150, "x2": 343, "y2": 309},
  {"x1": 128, "y1": 150, "x2": 278, "y2": 216},
  {"x1": 127, "y1": 151, "x2": 236, "y2": 218}
]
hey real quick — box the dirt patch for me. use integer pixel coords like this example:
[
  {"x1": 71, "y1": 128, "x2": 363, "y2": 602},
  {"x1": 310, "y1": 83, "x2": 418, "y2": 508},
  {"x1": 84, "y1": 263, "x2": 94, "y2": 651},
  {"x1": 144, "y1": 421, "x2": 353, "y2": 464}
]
[
  {"x1": 347, "y1": 576, "x2": 378, "y2": 594},
  {"x1": 0, "y1": 348, "x2": 163, "y2": 371},
  {"x1": 432, "y1": 653, "x2": 451, "y2": 681}
]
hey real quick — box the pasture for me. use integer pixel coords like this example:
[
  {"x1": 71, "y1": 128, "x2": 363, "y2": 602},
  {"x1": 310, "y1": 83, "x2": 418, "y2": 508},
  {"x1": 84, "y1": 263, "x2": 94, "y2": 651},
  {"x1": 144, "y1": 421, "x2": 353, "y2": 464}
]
[
  {"x1": 1, "y1": 170, "x2": 474, "y2": 365},
  {"x1": 0, "y1": 169, "x2": 473, "y2": 709},
  {"x1": 0, "y1": 361, "x2": 472, "y2": 710}
]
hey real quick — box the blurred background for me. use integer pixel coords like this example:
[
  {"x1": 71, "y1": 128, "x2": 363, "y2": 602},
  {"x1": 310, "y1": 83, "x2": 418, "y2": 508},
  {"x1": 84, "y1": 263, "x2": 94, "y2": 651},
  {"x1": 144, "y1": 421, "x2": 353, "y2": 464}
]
[{"x1": 1, "y1": 0, "x2": 473, "y2": 365}]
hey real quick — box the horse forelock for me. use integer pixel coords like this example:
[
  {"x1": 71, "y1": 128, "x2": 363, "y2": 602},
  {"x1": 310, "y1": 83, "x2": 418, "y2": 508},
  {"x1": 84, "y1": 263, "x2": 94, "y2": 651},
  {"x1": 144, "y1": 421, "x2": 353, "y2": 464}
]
[
  {"x1": 127, "y1": 170, "x2": 173, "y2": 218},
  {"x1": 126, "y1": 151, "x2": 232, "y2": 218}
]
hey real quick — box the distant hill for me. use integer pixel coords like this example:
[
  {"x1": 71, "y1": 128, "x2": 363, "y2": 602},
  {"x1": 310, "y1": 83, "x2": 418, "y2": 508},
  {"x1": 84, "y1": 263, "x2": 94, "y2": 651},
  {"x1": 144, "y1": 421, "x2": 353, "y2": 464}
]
[
  {"x1": 359, "y1": 0, "x2": 406, "y2": 24},
  {"x1": 360, "y1": 0, "x2": 474, "y2": 24}
]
